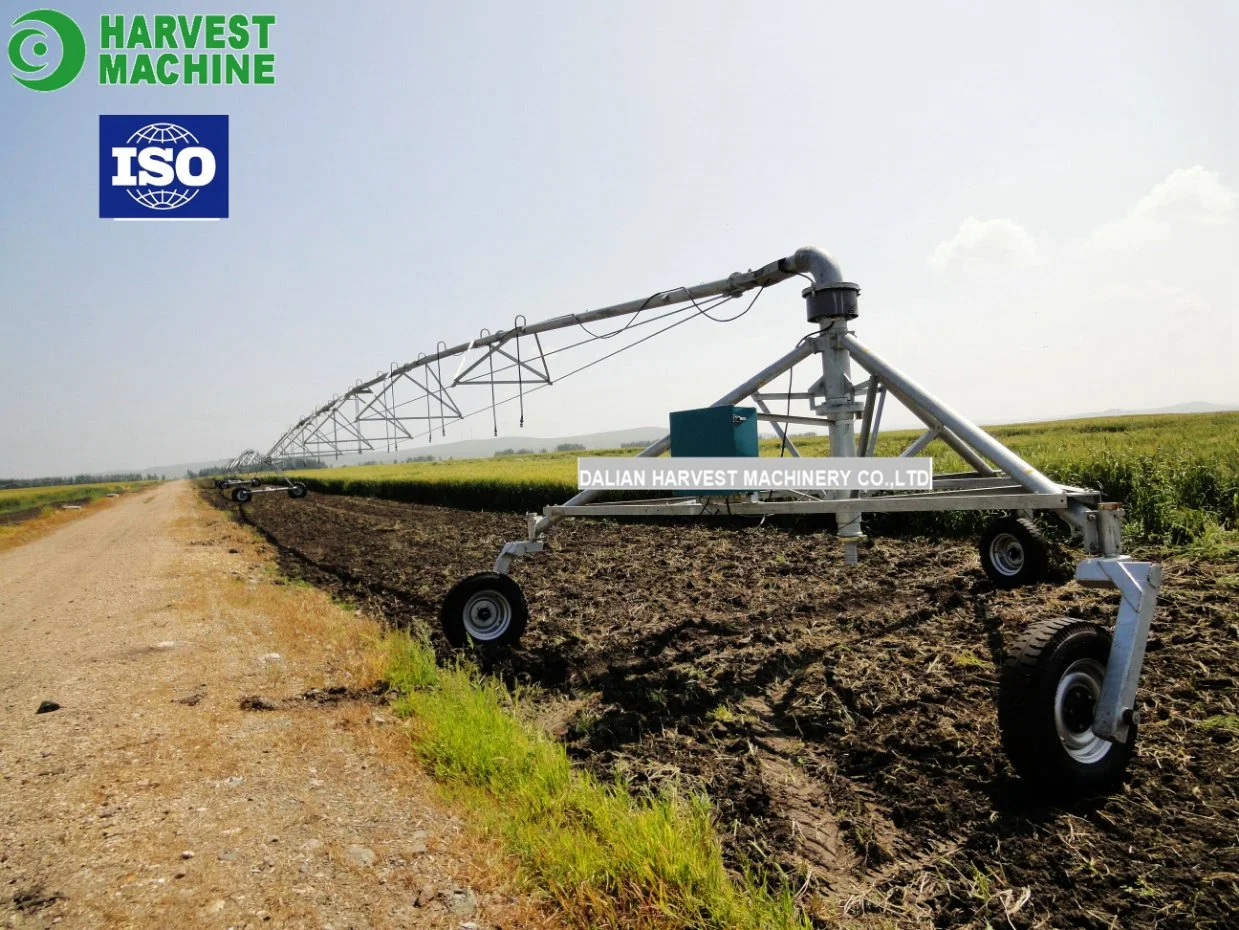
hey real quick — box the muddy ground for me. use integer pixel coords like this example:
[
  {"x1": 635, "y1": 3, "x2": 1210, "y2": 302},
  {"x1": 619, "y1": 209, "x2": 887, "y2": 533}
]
[{"x1": 216, "y1": 489, "x2": 1238, "y2": 929}]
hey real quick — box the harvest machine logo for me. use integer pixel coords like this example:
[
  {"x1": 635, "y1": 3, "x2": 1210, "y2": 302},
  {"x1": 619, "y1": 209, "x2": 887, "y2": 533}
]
[
  {"x1": 8, "y1": 9, "x2": 86, "y2": 91},
  {"x1": 9, "y1": 9, "x2": 277, "y2": 90},
  {"x1": 99, "y1": 116, "x2": 229, "y2": 220}
]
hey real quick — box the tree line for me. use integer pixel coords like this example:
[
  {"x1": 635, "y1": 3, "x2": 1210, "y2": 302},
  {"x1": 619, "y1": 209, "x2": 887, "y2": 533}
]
[
  {"x1": 185, "y1": 457, "x2": 327, "y2": 478},
  {"x1": 0, "y1": 472, "x2": 160, "y2": 490}
]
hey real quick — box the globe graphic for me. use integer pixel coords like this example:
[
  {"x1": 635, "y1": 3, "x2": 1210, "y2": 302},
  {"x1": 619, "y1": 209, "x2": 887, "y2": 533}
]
[{"x1": 125, "y1": 123, "x2": 201, "y2": 211}]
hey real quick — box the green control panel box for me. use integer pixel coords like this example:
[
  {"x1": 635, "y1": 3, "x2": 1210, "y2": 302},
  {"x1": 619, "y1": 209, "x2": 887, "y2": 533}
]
[{"x1": 669, "y1": 405, "x2": 759, "y2": 494}]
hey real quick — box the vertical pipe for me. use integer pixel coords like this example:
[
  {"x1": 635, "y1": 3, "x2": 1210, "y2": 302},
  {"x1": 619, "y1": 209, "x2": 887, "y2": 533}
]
[{"x1": 819, "y1": 321, "x2": 862, "y2": 539}]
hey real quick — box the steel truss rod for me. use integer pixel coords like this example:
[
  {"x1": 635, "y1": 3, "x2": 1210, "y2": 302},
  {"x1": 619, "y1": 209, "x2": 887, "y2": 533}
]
[
  {"x1": 354, "y1": 369, "x2": 465, "y2": 423},
  {"x1": 753, "y1": 397, "x2": 802, "y2": 458},
  {"x1": 454, "y1": 339, "x2": 552, "y2": 387},
  {"x1": 842, "y1": 334, "x2": 1059, "y2": 496},
  {"x1": 336, "y1": 247, "x2": 843, "y2": 405},
  {"x1": 266, "y1": 248, "x2": 848, "y2": 467},
  {"x1": 755, "y1": 411, "x2": 840, "y2": 428},
  {"x1": 900, "y1": 427, "x2": 941, "y2": 458}
]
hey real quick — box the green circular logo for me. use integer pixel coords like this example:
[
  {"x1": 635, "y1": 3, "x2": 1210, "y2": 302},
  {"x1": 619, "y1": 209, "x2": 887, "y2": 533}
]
[{"x1": 9, "y1": 9, "x2": 85, "y2": 92}]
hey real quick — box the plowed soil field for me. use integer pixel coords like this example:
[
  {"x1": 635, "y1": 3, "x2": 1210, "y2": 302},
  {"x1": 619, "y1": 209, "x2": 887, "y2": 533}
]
[{"x1": 220, "y1": 490, "x2": 1239, "y2": 929}]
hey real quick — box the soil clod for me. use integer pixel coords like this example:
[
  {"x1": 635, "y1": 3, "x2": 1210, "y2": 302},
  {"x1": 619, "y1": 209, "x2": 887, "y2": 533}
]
[{"x1": 239, "y1": 695, "x2": 279, "y2": 711}]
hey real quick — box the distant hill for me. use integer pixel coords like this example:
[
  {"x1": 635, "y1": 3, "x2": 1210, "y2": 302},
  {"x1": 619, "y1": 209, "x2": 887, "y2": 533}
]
[{"x1": 1061, "y1": 401, "x2": 1239, "y2": 419}]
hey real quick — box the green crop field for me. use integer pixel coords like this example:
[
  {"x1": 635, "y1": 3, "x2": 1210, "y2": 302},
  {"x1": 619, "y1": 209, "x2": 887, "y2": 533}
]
[
  {"x1": 0, "y1": 481, "x2": 158, "y2": 518},
  {"x1": 284, "y1": 412, "x2": 1239, "y2": 546}
]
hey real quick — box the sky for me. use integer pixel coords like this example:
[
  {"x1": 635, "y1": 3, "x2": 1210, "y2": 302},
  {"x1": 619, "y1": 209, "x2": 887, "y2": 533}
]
[{"x1": 2, "y1": 1, "x2": 1237, "y2": 478}]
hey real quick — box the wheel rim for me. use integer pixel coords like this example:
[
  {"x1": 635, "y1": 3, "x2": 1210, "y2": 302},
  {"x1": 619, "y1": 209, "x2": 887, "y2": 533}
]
[
  {"x1": 988, "y1": 532, "x2": 1025, "y2": 577},
  {"x1": 1054, "y1": 658, "x2": 1112, "y2": 764},
  {"x1": 462, "y1": 589, "x2": 512, "y2": 641}
]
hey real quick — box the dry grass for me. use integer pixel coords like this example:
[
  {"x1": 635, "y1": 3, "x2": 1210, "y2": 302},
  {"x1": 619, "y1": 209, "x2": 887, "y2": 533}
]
[{"x1": 180, "y1": 528, "x2": 380, "y2": 691}]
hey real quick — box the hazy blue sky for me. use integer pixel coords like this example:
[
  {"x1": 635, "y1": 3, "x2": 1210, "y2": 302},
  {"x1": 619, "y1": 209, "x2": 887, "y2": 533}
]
[{"x1": 2, "y1": 1, "x2": 1237, "y2": 477}]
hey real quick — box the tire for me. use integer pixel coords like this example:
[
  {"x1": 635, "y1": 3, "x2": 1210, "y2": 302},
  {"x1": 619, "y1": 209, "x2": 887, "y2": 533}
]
[
  {"x1": 440, "y1": 572, "x2": 529, "y2": 648},
  {"x1": 214, "y1": 479, "x2": 224, "y2": 489},
  {"x1": 250, "y1": 478, "x2": 262, "y2": 487},
  {"x1": 979, "y1": 516, "x2": 1048, "y2": 587},
  {"x1": 287, "y1": 483, "x2": 308, "y2": 499},
  {"x1": 232, "y1": 487, "x2": 252, "y2": 503},
  {"x1": 998, "y1": 618, "x2": 1136, "y2": 797}
]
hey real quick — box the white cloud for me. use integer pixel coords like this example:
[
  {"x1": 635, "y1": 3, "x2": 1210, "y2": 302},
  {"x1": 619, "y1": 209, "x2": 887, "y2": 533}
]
[
  {"x1": 926, "y1": 217, "x2": 1041, "y2": 274},
  {"x1": 1089, "y1": 166, "x2": 1236, "y2": 250}
]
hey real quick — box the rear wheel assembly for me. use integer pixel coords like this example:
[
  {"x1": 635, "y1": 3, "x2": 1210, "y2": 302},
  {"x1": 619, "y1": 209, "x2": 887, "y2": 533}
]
[
  {"x1": 440, "y1": 572, "x2": 529, "y2": 648},
  {"x1": 250, "y1": 478, "x2": 262, "y2": 487},
  {"x1": 979, "y1": 515, "x2": 1048, "y2": 587},
  {"x1": 287, "y1": 483, "x2": 308, "y2": 499},
  {"x1": 231, "y1": 486, "x2": 252, "y2": 503},
  {"x1": 998, "y1": 617, "x2": 1135, "y2": 796}
]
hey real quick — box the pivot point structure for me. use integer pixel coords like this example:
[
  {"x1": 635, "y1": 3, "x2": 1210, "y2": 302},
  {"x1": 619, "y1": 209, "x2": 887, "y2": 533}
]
[{"x1": 441, "y1": 246, "x2": 1161, "y2": 797}]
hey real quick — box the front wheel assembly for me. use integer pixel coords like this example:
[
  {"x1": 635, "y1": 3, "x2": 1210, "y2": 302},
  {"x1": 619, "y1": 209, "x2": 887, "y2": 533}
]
[
  {"x1": 440, "y1": 572, "x2": 529, "y2": 648},
  {"x1": 231, "y1": 486, "x2": 252, "y2": 503},
  {"x1": 998, "y1": 617, "x2": 1135, "y2": 796},
  {"x1": 287, "y1": 483, "x2": 308, "y2": 499},
  {"x1": 979, "y1": 515, "x2": 1048, "y2": 587}
]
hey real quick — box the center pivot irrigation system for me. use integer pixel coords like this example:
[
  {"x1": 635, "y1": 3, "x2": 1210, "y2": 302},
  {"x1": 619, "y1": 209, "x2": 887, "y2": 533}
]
[{"x1": 239, "y1": 246, "x2": 1161, "y2": 796}]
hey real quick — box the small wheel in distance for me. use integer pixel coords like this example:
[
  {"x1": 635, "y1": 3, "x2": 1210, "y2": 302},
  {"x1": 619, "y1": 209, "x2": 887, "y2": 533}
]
[
  {"x1": 979, "y1": 515, "x2": 1048, "y2": 587},
  {"x1": 214, "y1": 479, "x2": 224, "y2": 489},
  {"x1": 287, "y1": 483, "x2": 308, "y2": 499},
  {"x1": 998, "y1": 617, "x2": 1136, "y2": 797},
  {"x1": 232, "y1": 486, "x2": 252, "y2": 503},
  {"x1": 250, "y1": 477, "x2": 262, "y2": 487},
  {"x1": 440, "y1": 571, "x2": 528, "y2": 648}
]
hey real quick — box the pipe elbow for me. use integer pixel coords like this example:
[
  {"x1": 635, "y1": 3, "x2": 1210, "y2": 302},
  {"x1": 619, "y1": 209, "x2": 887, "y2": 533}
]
[{"x1": 791, "y1": 246, "x2": 845, "y2": 289}]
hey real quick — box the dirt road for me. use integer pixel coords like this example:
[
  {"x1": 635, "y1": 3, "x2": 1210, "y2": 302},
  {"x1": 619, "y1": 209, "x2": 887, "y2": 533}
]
[{"x1": 0, "y1": 482, "x2": 557, "y2": 930}]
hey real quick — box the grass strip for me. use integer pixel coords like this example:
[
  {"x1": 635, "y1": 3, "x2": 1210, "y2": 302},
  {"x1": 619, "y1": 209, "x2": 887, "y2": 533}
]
[
  {"x1": 0, "y1": 480, "x2": 158, "y2": 515},
  {"x1": 382, "y1": 633, "x2": 809, "y2": 930}
]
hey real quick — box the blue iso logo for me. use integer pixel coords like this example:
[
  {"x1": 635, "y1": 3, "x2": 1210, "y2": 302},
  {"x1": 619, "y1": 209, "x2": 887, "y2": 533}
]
[{"x1": 99, "y1": 115, "x2": 229, "y2": 220}]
